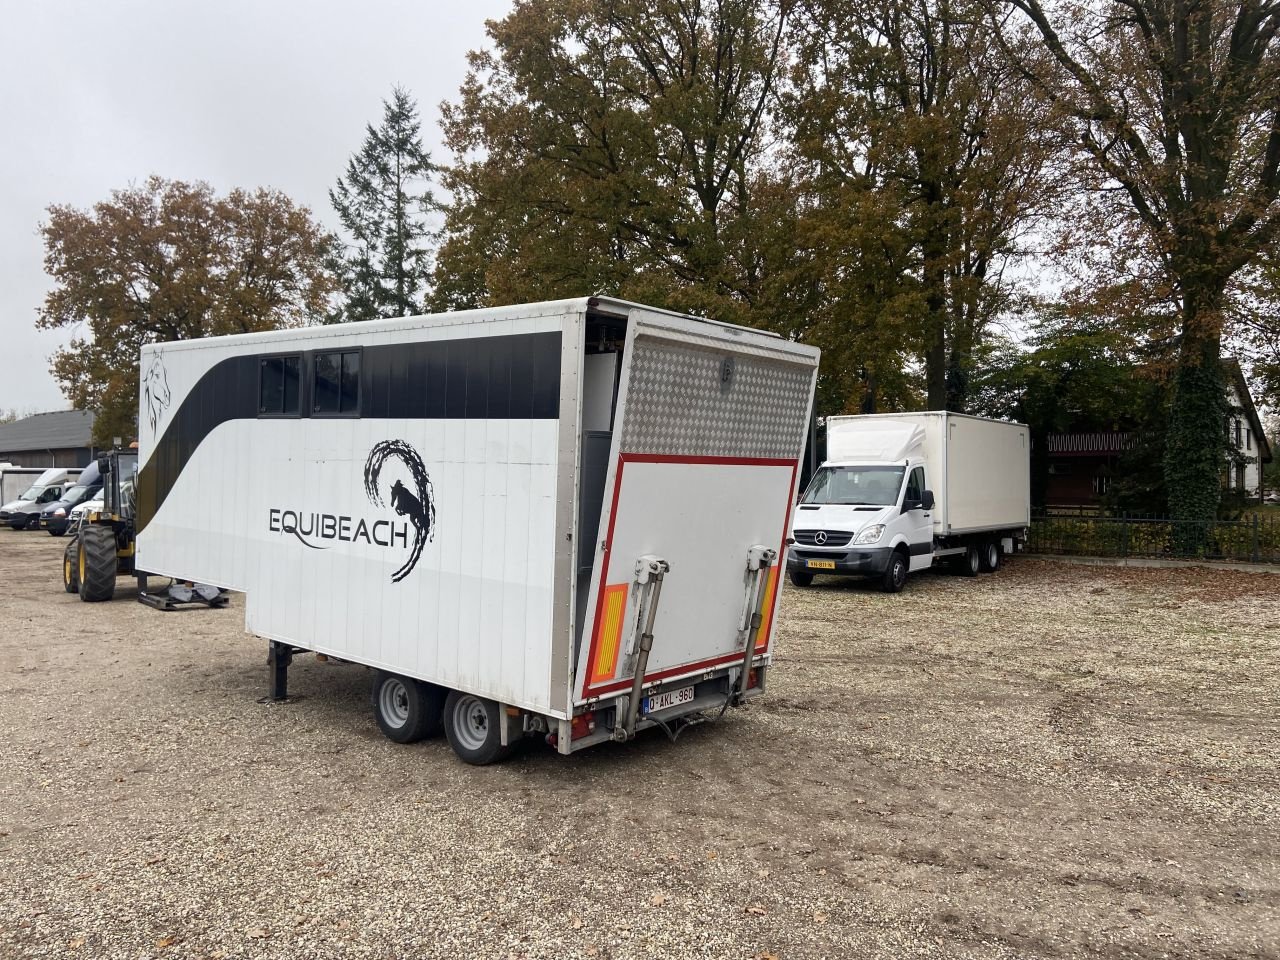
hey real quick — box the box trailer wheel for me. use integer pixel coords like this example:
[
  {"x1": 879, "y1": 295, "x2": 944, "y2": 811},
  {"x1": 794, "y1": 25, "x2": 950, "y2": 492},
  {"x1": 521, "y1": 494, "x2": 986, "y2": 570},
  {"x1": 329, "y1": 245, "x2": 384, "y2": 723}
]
[
  {"x1": 980, "y1": 541, "x2": 1001, "y2": 573},
  {"x1": 955, "y1": 544, "x2": 981, "y2": 577},
  {"x1": 443, "y1": 690, "x2": 511, "y2": 765},
  {"x1": 77, "y1": 524, "x2": 118, "y2": 601},
  {"x1": 62, "y1": 539, "x2": 79, "y2": 594},
  {"x1": 371, "y1": 672, "x2": 445, "y2": 744}
]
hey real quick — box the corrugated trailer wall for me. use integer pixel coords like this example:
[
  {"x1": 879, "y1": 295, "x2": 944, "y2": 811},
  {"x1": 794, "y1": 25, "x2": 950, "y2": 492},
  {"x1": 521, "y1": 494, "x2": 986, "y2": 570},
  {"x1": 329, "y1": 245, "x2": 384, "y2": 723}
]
[{"x1": 137, "y1": 306, "x2": 572, "y2": 715}]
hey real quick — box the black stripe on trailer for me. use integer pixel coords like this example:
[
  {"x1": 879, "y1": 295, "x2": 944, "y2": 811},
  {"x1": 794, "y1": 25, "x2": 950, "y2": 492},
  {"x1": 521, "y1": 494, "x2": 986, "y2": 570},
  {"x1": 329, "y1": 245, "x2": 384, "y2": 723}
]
[{"x1": 136, "y1": 331, "x2": 562, "y2": 533}]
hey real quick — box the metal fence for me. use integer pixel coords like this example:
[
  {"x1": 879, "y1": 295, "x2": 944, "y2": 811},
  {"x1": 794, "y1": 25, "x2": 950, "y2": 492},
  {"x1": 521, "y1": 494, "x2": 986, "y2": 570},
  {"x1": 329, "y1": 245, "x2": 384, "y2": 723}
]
[{"x1": 1028, "y1": 511, "x2": 1280, "y2": 564}]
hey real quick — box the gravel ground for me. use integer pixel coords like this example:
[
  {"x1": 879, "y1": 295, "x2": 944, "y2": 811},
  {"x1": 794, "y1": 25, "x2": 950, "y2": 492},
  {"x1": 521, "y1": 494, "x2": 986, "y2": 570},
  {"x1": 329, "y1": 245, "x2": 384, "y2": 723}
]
[{"x1": 0, "y1": 528, "x2": 1277, "y2": 960}]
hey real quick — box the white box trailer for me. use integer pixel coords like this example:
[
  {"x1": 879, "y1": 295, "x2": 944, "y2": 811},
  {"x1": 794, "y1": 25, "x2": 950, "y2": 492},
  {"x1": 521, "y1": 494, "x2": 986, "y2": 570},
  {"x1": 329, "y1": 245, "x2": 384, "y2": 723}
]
[
  {"x1": 134, "y1": 297, "x2": 819, "y2": 762},
  {"x1": 788, "y1": 412, "x2": 1029, "y2": 591}
]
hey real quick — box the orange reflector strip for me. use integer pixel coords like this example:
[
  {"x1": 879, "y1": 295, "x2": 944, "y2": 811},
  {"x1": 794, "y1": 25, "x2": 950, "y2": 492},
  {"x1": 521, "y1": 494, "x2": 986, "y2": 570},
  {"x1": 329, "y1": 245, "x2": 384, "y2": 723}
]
[
  {"x1": 755, "y1": 566, "x2": 779, "y2": 651},
  {"x1": 589, "y1": 583, "x2": 629, "y2": 685}
]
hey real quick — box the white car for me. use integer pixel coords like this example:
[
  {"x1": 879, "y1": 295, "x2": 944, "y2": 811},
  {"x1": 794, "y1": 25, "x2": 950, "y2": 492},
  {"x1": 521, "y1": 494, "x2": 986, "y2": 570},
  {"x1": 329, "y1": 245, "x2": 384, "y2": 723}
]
[{"x1": 68, "y1": 497, "x2": 104, "y2": 526}]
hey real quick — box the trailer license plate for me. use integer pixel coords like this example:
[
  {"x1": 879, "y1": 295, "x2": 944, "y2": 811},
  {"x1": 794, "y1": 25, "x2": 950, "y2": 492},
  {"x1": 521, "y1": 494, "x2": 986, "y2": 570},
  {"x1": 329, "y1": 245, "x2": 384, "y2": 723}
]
[
  {"x1": 644, "y1": 685, "x2": 695, "y2": 714},
  {"x1": 806, "y1": 559, "x2": 836, "y2": 569}
]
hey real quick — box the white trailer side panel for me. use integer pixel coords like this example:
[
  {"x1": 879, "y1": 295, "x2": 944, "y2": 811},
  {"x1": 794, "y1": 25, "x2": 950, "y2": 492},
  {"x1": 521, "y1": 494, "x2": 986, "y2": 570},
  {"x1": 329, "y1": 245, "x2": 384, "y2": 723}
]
[
  {"x1": 136, "y1": 305, "x2": 569, "y2": 715},
  {"x1": 942, "y1": 415, "x2": 1030, "y2": 534}
]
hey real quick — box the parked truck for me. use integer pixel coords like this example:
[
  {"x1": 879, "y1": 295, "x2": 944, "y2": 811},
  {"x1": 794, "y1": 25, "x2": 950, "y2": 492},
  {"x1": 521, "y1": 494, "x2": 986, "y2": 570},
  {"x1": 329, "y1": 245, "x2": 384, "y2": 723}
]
[
  {"x1": 124, "y1": 297, "x2": 819, "y2": 763},
  {"x1": 787, "y1": 412, "x2": 1029, "y2": 592}
]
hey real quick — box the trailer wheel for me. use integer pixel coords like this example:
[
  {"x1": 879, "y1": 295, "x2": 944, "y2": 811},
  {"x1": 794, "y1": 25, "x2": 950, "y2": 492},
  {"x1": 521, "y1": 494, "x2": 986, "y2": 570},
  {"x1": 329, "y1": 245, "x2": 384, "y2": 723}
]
[
  {"x1": 371, "y1": 672, "x2": 444, "y2": 744},
  {"x1": 956, "y1": 545, "x2": 981, "y2": 577},
  {"x1": 77, "y1": 524, "x2": 118, "y2": 602},
  {"x1": 788, "y1": 569, "x2": 813, "y2": 588},
  {"x1": 62, "y1": 540, "x2": 79, "y2": 594},
  {"x1": 443, "y1": 691, "x2": 512, "y2": 765},
  {"x1": 980, "y1": 541, "x2": 1001, "y2": 573}
]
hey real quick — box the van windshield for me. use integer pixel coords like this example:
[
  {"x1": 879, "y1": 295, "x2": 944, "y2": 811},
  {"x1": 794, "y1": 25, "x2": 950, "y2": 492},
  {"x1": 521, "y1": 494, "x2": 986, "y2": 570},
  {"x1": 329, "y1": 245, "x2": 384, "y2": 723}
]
[
  {"x1": 801, "y1": 466, "x2": 905, "y2": 506},
  {"x1": 59, "y1": 483, "x2": 98, "y2": 505},
  {"x1": 17, "y1": 485, "x2": 47, "y2": 501}
]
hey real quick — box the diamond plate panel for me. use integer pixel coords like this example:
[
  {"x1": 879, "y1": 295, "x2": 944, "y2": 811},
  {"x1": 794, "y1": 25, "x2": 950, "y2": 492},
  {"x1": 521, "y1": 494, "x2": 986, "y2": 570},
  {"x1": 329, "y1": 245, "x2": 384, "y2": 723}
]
[{"x1": 619, "y1": 335, "x2": 811, "y2": 459}]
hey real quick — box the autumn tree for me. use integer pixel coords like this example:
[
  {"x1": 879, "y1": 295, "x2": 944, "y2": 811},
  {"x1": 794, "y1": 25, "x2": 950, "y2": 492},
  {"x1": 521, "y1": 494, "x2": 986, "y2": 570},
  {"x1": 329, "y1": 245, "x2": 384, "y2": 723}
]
[
  {"x1": 434, "y1": 0, "x2": 789, "y2": 325},
  {"x1": 330, "y1": 86, "x2": 440, "y2": 321},
  {"x1": 788, "y1": 0, "x2": 1059, "y2": 412},
  {"x1": 38, "y1": 177, "x2": 337, "y2": 445},
  {"x1": 1232, "y1": 251, "x2": 1280, "y2": 409},
  {"x1": 995, "y1": 0, "x2": 1280, "y2": 524}
]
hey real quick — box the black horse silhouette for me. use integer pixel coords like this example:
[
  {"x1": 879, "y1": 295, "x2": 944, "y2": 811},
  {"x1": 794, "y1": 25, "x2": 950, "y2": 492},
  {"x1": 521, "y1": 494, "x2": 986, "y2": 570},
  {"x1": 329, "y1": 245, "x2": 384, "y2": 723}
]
[{"x1": 364, "y1": 441, "x2": 435, "y2": 582}]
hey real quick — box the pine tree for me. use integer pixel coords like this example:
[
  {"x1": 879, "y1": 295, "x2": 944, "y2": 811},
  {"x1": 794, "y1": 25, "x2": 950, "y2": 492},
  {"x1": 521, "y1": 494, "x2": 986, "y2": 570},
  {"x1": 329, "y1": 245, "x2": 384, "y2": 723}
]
[{"x1": 330, "y1": 87, "x2": 437, "y2": 321}]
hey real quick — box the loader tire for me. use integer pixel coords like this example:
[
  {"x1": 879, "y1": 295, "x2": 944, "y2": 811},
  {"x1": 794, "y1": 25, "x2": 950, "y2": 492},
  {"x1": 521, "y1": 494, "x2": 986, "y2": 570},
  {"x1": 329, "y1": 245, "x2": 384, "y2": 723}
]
[
  {"x1": 77, "y1": 524, "x2": 118, "y2": 602},
  {"x1": 62, "y1": 539, "x2": 79, "y2": 594}
]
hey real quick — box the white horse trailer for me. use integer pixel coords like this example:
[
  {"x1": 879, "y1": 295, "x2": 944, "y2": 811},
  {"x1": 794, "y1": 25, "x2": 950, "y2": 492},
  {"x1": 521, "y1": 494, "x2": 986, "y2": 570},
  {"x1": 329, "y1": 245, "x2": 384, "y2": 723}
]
[{"x1": 134, "y1": 298, "x2": 819, "y2": 762}]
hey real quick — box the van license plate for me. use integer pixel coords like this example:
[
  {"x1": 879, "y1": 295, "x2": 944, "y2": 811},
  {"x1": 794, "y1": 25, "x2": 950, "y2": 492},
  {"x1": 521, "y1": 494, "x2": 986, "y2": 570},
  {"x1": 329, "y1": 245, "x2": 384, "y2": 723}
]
[
  {"x1": 806, "y1": 559, "x2": 836, "y2": 570},
  {"x1": 644, "y1": 685, "x2": 695, "y2": 714}
]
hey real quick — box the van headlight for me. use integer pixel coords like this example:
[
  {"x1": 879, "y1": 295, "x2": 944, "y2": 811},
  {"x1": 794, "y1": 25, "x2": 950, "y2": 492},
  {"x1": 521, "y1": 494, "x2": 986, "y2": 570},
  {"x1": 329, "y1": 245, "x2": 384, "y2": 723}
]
[
  {"x1": 54, "y1": 508, "x2": 66, "y2": 517},
  {"x1": 854, "y1": 524, "x2": 885, "y2": 544}
]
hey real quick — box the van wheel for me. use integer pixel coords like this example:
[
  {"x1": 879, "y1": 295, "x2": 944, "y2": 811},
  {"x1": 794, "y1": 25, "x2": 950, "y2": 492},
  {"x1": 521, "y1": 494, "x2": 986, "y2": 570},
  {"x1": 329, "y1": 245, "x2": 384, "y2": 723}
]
[
  {"x1": 77, "y1": 524, "x2": 117, "y2": 601},
  {"x1": 880, "y1": 549, "x2": 909, "y2": 593},
  {"x1": 788, "y1": 569, "x2": 813, "y2": 588},
  {"x1": 981, "y1": 541, "x2": 1001, "y2": 572},
  {"x1": 957, "y1": 545, "x2": 981, "y2": 577},
  {"x1": 62, "y1": 540, "x2": 79, "y2": 593},
  {"x1": 443, "y1": 691, "x2": 512, "y2": 765},
  {"x1": 371, "y1": 672, "x2": 444, "y2": 743}
]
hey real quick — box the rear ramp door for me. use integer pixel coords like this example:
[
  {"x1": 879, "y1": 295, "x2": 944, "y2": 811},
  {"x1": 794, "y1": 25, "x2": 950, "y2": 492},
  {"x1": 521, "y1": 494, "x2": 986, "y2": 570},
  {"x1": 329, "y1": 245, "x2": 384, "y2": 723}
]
[{"x1": 575, "y1": 312, "x2": 817, "y2": 703}]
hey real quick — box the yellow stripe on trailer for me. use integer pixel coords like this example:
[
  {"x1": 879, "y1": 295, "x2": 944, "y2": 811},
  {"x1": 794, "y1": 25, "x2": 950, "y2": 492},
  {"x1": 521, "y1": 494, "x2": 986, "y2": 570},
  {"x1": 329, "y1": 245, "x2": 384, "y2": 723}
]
[{"x1": 589, "y1": 584, "x2": 629, "y2": 685}]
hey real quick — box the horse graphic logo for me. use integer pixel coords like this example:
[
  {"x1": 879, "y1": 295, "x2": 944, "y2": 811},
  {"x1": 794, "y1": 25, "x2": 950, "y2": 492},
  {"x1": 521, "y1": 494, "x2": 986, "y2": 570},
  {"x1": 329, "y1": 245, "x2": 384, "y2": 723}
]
[
  {"x1": 142, "y1": 352, "x2": 171, "y2": 434},
  {"x1": 363, "y1": 440, "x2": 435, "y2": 583}
]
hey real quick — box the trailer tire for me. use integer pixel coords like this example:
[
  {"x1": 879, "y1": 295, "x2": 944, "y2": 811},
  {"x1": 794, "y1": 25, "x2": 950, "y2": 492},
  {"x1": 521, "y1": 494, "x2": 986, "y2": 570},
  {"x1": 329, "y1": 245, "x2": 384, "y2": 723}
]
[
  {"x1": 980, "y1": 541, "x2": 1001, "y2": 573},
  {"x1": 788, "y1": 569, "x2": 813, "y2": 588},
  {"x1": 371, "y1": 672, "x2": 444, "y2": 744},
  {"x1": 880, "y1": 548, "x2": 909, "y2": 593},
  {"x1": 62, "y1": 539, "x2": 79, "y2": 593},
  {"x1": 443, "y1": 691, "x2": 512, "y2": 765},
  {"x1": 77, "y1": 524, "x2": 117, "y2": 602},
  {"x1": 956, "y1": 545, "x2": 981, "y2": 577}
]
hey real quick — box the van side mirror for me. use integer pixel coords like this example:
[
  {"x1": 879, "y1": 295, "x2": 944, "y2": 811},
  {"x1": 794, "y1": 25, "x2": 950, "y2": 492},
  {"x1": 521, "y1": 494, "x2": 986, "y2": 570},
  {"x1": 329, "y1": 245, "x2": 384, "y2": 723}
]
[{"x1": 922, "y1": 490, "x2": 935, "y2": 510}]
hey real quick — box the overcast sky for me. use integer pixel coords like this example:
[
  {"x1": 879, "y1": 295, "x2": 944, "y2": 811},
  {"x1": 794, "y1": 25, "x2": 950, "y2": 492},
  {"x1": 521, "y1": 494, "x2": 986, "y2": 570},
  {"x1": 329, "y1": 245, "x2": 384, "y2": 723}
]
[{"x1": 0, "y1": 0, "x2": 512, "y2": 414}]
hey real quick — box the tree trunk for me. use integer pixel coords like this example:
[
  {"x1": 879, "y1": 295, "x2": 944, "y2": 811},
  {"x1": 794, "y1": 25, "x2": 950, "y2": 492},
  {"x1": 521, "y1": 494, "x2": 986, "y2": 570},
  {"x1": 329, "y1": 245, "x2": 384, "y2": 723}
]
[
  {"x1": 921, "y1": 183, "x2": 949, "y2": 410},
  {"x1": 1163, "y1": 278, "x2": 1228, "y2": 531}
]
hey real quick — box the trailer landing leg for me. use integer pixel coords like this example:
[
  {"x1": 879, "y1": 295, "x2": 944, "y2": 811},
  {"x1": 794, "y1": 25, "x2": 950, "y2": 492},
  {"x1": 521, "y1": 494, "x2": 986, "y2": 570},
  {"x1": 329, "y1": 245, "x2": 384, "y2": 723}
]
[{"x1": 268, "y1": 641, "x2": 294, "y2": 701}]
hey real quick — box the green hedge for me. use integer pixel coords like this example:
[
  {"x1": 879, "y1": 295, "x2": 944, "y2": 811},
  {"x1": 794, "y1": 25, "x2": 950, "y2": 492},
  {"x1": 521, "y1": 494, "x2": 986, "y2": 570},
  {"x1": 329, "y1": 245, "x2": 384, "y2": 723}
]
[{"x1": 1028, "y1": 516, "x2": 1280, "y2": 563}]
